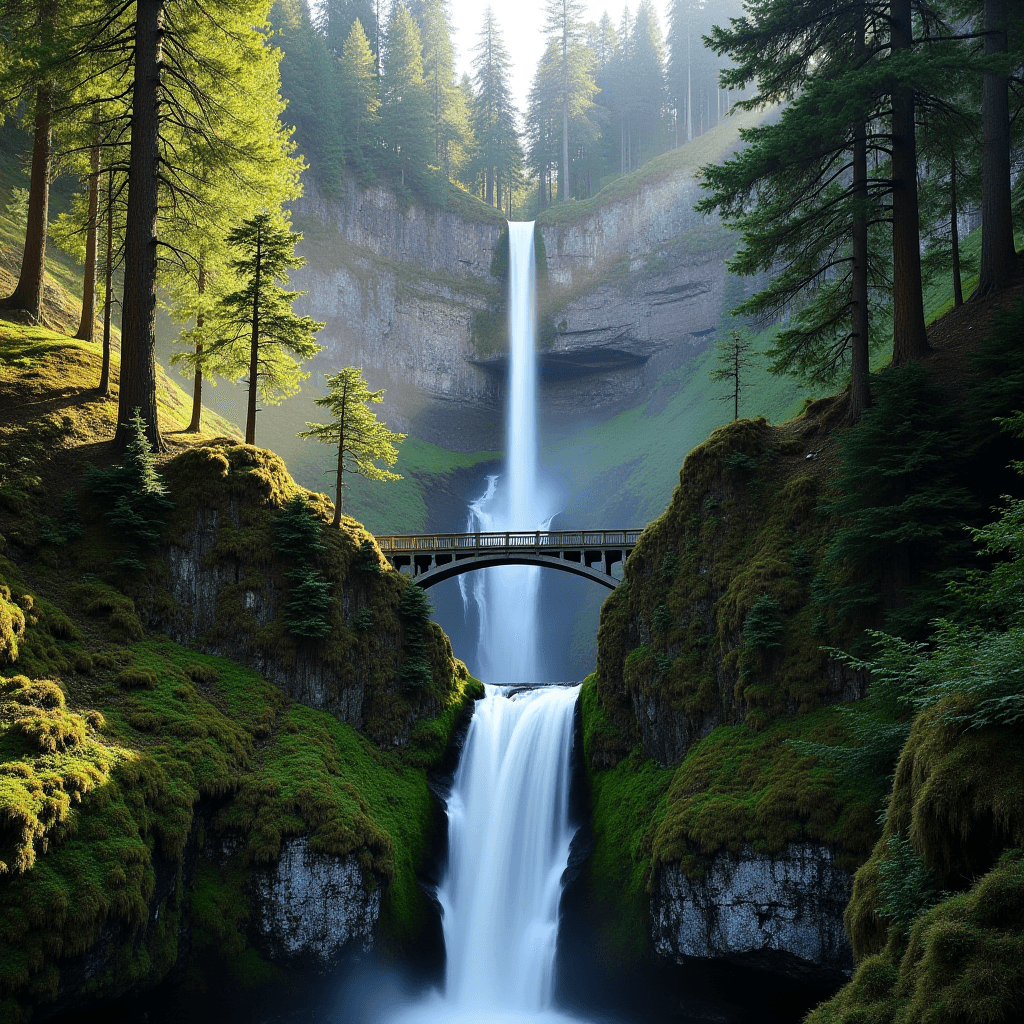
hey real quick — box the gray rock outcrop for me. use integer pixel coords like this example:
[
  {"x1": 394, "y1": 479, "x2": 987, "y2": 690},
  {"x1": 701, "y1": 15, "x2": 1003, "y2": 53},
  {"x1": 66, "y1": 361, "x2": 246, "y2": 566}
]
[
  {"x1": 652, "y1": 843, "x2": 853, "y2": 977},
  {"x1": 252, "y1": 837, "x2": 380, "y2": 963},
  {"x1": 287, "y1": 159, "x2": 736, "y2": 450}
]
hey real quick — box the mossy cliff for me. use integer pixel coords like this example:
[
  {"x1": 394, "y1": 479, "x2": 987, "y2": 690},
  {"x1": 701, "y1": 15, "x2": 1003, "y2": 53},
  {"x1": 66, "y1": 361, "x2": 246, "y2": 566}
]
[
  {"x1": 153, "y1": 439, "x2": 469, "y2": 749},
  {"x1": 808, "y1": 707, "x2": 1024, "y2": 1023},
  {"x1": 0, "y1": 322, "x2": 482, "y2": 1020},
  {"x1": 578, "y1": 405, "x2": 878, "y2": 968}
]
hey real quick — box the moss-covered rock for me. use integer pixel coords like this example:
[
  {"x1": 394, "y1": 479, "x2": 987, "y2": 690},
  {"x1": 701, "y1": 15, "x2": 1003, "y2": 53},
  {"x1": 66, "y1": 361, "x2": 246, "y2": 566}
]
[
  {"x1": 154, "y1": 439, "x2": 469, "y2": 750},
  {"x1": 593, "y1": 416, "x2": 852, "y2": 770}
]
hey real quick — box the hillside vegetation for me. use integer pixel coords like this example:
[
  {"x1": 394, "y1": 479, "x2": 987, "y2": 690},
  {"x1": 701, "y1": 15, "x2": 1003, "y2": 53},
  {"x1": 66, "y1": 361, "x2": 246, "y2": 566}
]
[
  {"x1": 0, "y1": 318, "x2": 480, "y2": 1020},
  {"x1": 578, "y1": 274, "x2": 1024, "y2": 1021}
]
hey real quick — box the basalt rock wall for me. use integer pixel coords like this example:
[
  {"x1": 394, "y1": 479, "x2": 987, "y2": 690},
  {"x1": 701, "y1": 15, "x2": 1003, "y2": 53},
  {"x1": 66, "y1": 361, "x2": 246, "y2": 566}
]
[{"x1": 287, "y1": 163, "x2": 734, "y2": 450}]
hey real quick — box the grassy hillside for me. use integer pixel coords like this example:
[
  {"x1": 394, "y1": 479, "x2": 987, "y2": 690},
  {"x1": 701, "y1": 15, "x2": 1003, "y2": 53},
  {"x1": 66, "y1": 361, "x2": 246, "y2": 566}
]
[{"x1": 0, "y1": 318, "x2": 482, "y2": 1018}]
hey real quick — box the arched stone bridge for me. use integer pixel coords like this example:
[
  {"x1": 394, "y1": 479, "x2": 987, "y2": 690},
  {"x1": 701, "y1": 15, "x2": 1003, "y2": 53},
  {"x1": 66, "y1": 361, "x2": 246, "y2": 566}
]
[{"x1": 375, "y1": 530, "x2": 643, "y2": 589}]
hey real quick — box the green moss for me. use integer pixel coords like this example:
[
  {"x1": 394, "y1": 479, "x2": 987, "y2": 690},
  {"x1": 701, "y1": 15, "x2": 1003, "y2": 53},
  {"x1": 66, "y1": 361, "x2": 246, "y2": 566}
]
[
  {"x1": 580, "y1": 674, "x2": 673, "y2": 963},
  {"x1": 809, "y1": 851, "x2": 1024, "y2": 1024},
  {"x1": 651, "y1": 707, "x2": 877, "y2": 877}
]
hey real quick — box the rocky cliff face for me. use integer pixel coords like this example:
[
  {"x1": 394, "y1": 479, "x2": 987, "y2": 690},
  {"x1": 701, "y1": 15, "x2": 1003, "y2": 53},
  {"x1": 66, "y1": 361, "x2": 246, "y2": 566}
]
[
  {"x1": 529, "y1": 180, "x2": 732, "y2": 420},
  {"x1": 288, "y1": 141, "x2": 741, "y2": 450},
  {"x1": 153, "y1": 440, "x2": 470, "y2": 749},
  {"x1": 653, "y1": 844, "x2": 853, "y2": 978},
  {"x1": 290, "y1": 181, "x2": 507, "y2": 450},
  {"x1": 252, "y1": 838, "x2": 380, "y2": 963}
]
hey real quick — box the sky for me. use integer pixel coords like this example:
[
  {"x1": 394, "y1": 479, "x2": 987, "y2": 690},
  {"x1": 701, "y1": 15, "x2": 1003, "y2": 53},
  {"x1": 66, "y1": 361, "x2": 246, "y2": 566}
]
[{"x1": 450, "y1": 1, "x2": 674, "y2": 114}]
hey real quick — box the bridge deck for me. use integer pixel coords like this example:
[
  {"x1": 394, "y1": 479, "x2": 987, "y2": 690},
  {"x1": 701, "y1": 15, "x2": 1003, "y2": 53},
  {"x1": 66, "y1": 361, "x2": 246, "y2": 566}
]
[{"x1": 375, "y1": 530, "x2": 643, "y2": 589}]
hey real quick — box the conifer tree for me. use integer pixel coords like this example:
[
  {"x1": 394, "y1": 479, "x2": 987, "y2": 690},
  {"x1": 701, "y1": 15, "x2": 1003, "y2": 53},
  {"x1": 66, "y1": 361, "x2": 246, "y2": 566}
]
[
  {"x1": 339, "y1": 18, "x2": 381, "y2": 162},
  {"x1": 543, "y1": 0, "x2": 591, "y2": 200},
  {"x1": 299, "y1": 367, "x2": 405, "y2": 528},
  {"x1": 381, "y1": 3, "x2": 433, "y2": 193},
  {"x1": 973, "y1": 0, "x2": 1022, "y2": 295},
  {"x1": 420, "y1": 0, "x2": 468, "y2": 176},
  {"x1": 210, "y1": 213, "x2": 325, "y2": 446},
  {"x1": 709, "y1": 329, "x2": 756, "y2": 421},
  {"x1": 471, "y1": 8, "x2": 519, "y2": 208},
  {"x1": 273, "y1": 493, "x2": 334, "y2": 640}
]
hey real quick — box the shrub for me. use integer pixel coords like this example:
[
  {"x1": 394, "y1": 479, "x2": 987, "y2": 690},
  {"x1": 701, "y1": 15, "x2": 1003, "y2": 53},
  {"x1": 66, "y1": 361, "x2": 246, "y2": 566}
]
[{"x1": 115, "y1": 667, "x2": 158, "y2": 690}]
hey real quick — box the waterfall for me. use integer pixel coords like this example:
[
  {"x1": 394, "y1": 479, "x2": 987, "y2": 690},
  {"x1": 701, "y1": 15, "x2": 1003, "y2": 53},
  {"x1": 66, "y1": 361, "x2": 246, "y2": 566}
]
[
  {"x1": 438, "y1": 684, "x2": 580, "y2": 1017},
  {"x1": 461, "y1": 221, "x2": 551, "y2": 684},
  {"x1": 379, "y1": 224, "x2": 583, "y2": 1024}
]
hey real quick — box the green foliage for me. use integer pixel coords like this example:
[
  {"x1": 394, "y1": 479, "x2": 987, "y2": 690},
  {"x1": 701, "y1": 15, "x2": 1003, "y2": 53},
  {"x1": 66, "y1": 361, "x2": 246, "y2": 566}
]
[
  {"x1": 299, "y1": 367, "x2": 405, "y2": 521},
  {"x1": 580, "y1": 676, "x2": 673, "y2": 964},
  {"x1": 876, "y1": 831, "x2": 945, "y2": 934},
  {"x1": 83, "y1": 410, "x2": 174, "y2": 575},
  {"x1": 210, "y1": 213, "x2": 325, "y2": 442},
  {"x1": 398, "y1": 583, "x2": 434, "y2": 691},
  {"x1": 742, "y1": 592, "x2": 783, "y2": 650},
  {"x1": 818, "y1": 362, "x2": 975, "y2": 641},
  {"x1": 273, "y1": 494, "x2": 333, "y2": 640}
]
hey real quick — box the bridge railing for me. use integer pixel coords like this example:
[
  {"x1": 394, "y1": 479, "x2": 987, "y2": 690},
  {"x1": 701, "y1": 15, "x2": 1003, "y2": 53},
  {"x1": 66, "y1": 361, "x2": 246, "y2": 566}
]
[{"x1": 375, "y1": 530, "x2": 643, "y2": 553}]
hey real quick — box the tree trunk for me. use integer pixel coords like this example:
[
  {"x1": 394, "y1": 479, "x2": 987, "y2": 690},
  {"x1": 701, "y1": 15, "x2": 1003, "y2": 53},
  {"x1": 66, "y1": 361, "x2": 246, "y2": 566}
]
[
  {"x1": 333, "y1": 400, "x2": 346, "y2": 528},
  {"x1": 951, "y1": 154, "x2": 964, "y2": 307},
  {"x1": 1, "y1": 84, "x2": 52, "y2": 320},
  {"x1": 186, "y1": 265, "x2": 206, "y2": 433},
  {"x1": 99, "y1": 169, "x2": 114, "y2": 396},
  {"x1": 890, "y1": 0, "x2": 929, "y2": 366},
  {"x1": 246, "y1": 223, "x2": 263, "y2": 446},
  {"x1": 75, "y1": 128, "x2": 101, "y2": 342},
  {"x1": 973, "y1": 0, "x2": 1019, "y2": 297},
  {"x1": 117, "y1": 0, "x2": 166, "y2": 451},
  {"x1": 849, "y1": 7, "x2": 871, "y2": 423},
  {"x1": 485, "y1": 167, "x2": 493, "y2": 206},
  {"x1": 561, "y1": 98, "x2": 569, "y2": 202}
]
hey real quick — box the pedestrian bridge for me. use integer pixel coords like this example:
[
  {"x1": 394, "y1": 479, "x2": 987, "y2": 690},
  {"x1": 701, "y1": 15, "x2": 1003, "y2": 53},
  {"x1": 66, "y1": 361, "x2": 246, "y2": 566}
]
[{"x1": 375, "y1": 529, "x2": 643, "y2": 590}]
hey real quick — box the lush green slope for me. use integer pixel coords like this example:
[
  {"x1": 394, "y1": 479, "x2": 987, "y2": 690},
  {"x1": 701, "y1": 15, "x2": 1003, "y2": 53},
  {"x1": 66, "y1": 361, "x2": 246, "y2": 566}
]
[{"x1": 0, "y1": 320, "x2": 482, "y2": 1019}]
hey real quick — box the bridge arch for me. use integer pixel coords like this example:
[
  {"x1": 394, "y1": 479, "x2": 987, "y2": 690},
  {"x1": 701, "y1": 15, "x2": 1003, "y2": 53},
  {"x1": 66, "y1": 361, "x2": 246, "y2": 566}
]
[{"x1": 375, "y1": 530, "x2": 641, "y2": 591}]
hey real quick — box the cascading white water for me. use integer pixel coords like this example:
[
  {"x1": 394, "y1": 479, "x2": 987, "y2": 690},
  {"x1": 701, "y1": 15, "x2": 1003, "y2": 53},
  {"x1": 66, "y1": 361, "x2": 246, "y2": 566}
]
[
  {"x1": 382, "y1": 226, "x2": 584, "y2": 1024},
  {"x1": 461, "y1": 222, "x2": 552, "y2": 684}
]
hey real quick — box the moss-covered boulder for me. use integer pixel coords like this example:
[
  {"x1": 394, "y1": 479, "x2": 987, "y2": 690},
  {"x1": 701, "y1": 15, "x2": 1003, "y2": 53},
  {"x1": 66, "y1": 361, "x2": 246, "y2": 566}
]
[
  {"x1": 808, "y1": 702, "x2": 1024, "y2": 1024},
  {"x1": 153, "y1": 439, "x2": 467, "y2": 749}
]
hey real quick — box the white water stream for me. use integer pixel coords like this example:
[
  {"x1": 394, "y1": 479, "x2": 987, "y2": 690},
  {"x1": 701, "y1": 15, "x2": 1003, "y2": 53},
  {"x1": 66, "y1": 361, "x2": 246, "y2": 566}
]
[
  {"x1": 461, "y1": 221, "x2": 554, "y2": 684},
  {"x1": 386, "y1": 225, "x2": 584, "y2": 1024}
]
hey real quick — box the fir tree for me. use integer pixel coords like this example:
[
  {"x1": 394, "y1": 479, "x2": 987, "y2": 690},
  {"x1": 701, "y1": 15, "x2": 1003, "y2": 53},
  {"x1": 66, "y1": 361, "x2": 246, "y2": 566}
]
[
  {"x1": 273, "y1": 494, "x2": 334, "y2": 640},
  {"x1": 210, "y1": 213, "x2": 325, "y2": 446},
  {"x1": 84, "y1": 409, "x2": 174, "y2": 576},
  {"x1": 298, "y1": 367, "x2": 406, "y2": 528},
  {"x1": 398, "y1": 582, "x2": 434, "y2": 689},
  {"x1": 818, "y1": 362, "x2": 976, "y2": 641},
  {"x1": 709, "y1": 329, "x2": 756, "y2": 421},
  {"x1": 381, "y1": 3, "x2": 434, "y2": 195}
]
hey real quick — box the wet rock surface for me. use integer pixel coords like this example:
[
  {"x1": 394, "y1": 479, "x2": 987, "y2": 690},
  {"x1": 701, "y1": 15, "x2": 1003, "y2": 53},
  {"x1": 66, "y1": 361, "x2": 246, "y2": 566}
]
[
  {"x1": 252, "y1": 837, "x2": 380, "y2": 963},
  {"x1": 653, "y1": 843, "x2": 853, "y2": 978}
]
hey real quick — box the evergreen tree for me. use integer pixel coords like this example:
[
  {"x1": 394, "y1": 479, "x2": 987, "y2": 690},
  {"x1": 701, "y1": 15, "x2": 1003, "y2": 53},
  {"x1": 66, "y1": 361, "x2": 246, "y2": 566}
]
[
  {"x1": 273, "y1": 494, "x2": 334, "y2": 640},
  {"x1": 420, "y1": 0, "x2": 469, "y2": 177},
  {"x1": 299, "y1": 367, "x2": 405, "y2": 528},
  {"x1": 709, "y1": 329, "x2": 756, "y2": 421},
  {"x1": 471, "y1": 8, "x2": 519, "y2": 208},
  {"x1": 628, "y1": 1, "x2": 668, "y2": 166},
  {"x1": 339, "y1": 17, "x2": 381, "y2": 164},
  {"x1": 818, "y1": 362, "x2": 975, "y2": 642},
  {"x1": 699, "y1": 0, "x2": 966, "y2": 419},
  {"x1": 542, "y1": 0, "x2": 591, "y2": 200},
  {"x1": 210, "y1": 213, "x2": 325, "y2": 446},
  {"x1": 84, "y1": 409, "x2": 174, "y2": 576},
  {"x1": 972, "y1": 0, "x2": 1022, "y2": 295},
  {"x1": 398, "y1": 582, "x2": 434, "y2": 689},
  {"x1": 380, "y1": 3, "x2": 433, "y2": 194}
]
